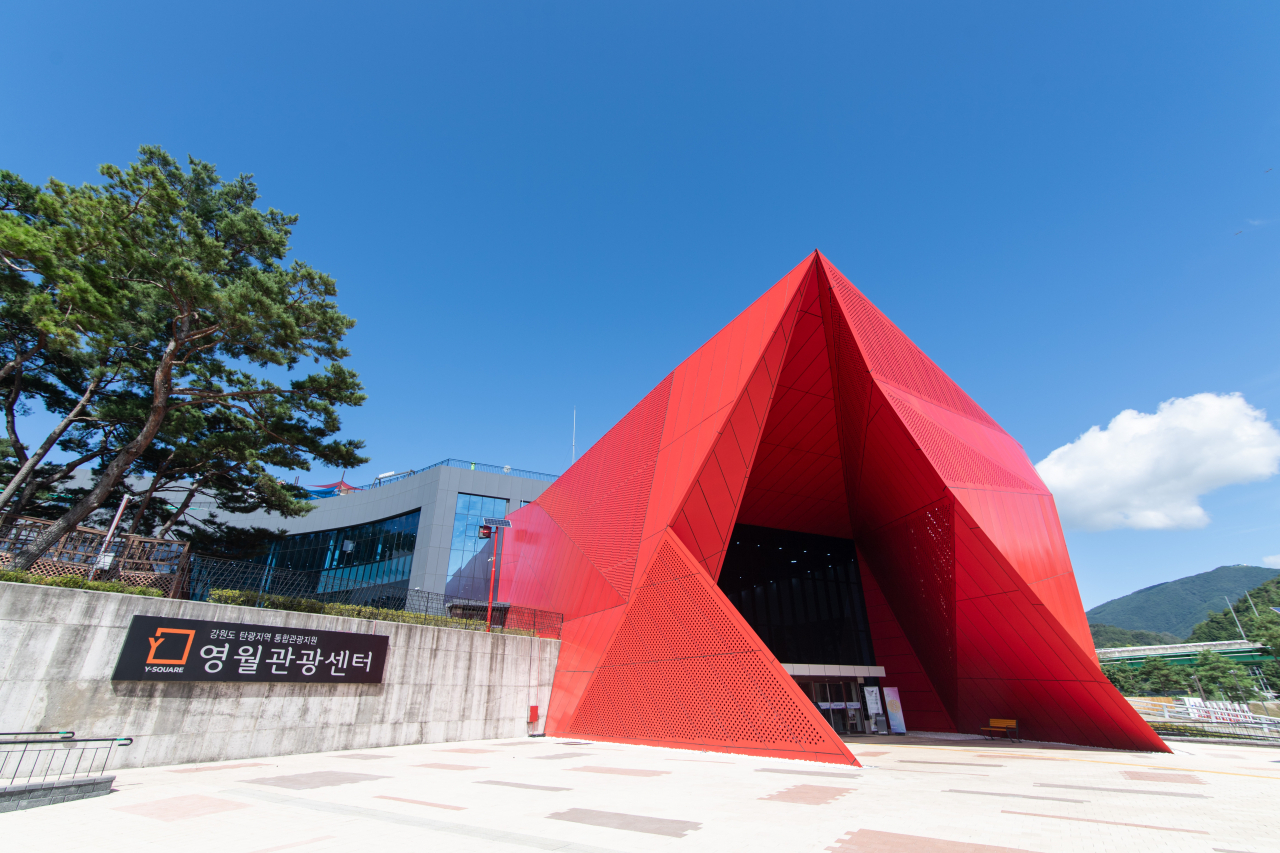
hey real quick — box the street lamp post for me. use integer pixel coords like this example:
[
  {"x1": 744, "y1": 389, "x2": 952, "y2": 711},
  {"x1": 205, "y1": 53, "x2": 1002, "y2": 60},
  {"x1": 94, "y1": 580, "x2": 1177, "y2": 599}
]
[{"x1": 478, "y1": 517, "x2": 511, "y2": 632}]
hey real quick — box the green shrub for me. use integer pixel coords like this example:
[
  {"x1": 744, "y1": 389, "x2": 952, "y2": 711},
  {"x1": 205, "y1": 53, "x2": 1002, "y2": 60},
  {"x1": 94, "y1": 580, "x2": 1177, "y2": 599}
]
[
  {"x1": 48, "y1": 575, "x2": 89, "y2": 589},
  {"x1": 208, "y1": 589, "x2": 324, "y2": 613},
  {"x1": 203, "y1": 590, "x2": 534, "y2": 635},
  {"x1": 0, "y1": 569, "x2": 163, "y2": 597}
]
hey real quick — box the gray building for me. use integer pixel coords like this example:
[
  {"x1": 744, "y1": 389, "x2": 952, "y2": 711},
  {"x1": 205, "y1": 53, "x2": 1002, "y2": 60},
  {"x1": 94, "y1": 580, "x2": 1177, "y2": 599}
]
[{"x1": 228, "y1": 459, "x2": 555, "y2": 598}]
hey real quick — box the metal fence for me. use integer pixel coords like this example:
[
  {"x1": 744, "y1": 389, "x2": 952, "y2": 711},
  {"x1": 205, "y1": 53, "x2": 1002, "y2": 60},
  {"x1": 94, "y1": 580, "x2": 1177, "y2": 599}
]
[
  {"x1": 1128, "y1": 697, "x2": 1280, "y2": 742},
  {"x1": 0, "y1": 732, "x2": 132, "y2": 787},
  {"x1": 0, "y1": 516, "x2": 564, "y2": 638},
  {"x1": 0, "y1": 517, "x2": 189, "y2": 596},
  {"x1": 182, "y1": 555, "x2": 563, "y2": 638}
]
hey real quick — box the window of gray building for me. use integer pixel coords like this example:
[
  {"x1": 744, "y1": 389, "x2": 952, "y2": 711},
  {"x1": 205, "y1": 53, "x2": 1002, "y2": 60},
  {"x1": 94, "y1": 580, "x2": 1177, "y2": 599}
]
[
  {"x1": 448, "y1": 494, "x2": 509, "y2": 580},
  {"x1": 259, "y1": 509, "x2": 420, "y2": 594}
]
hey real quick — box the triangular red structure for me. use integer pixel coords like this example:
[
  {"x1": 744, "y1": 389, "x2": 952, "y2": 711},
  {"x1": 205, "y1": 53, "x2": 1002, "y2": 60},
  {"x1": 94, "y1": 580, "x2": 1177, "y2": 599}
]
[{"x1": 501, "y1": 252, "x2": 1167, "y2": 762}]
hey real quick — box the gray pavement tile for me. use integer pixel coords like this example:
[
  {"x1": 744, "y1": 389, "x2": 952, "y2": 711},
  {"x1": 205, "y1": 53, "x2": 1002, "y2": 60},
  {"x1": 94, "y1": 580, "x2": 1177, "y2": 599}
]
[
  {"x1": 413, "y1": 763, "x2": 483, "y2": 771},
  {"x1": 476, "y1": 778, "x2": 570, "y2": 788},
  {"x1": 374, "y1": 795, "x2": 465, "y2": 811},
  {"x1": 568, "y1": 766, "x2": 670, "y2": 777},
  {"x1": 244, "y1": 772, "x2": 388, "y2": 790},
  {"x1": 333, "y1": 754, "x2": 391, "y2": 760},
  {"x1": 229, "y1": 786, "x2": 626, "y2": 852},
  {"x1": 1034, "y1": 782, "x2": 1209, "y2": 798},
  {"x1": 756, "y1": 767, "x2": 861, "y2": 780},
  {"x1": 476, "y1": 780, "x2": 572, "y2": 792},
  {"x1": 944, "y1": 789, "x2": 1085, "y2": 804},
  {"x1": 547, "y1": 807, "x2": 700, "y2": 838},
  {"x1": 531, "y1": 752, "x2": 593, "y2": 760}
]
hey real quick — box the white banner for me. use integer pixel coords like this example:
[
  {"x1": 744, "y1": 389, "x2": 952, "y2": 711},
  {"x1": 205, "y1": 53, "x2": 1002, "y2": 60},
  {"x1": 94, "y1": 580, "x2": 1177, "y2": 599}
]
[{"x1": 863, "y1": 686, "x2": 883, "y2": 717}]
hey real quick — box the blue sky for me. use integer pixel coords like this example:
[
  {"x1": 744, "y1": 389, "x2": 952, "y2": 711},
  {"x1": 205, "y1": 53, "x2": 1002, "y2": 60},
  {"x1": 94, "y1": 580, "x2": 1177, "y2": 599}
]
[{"x1": 5, "y1": 2, "x2": 1279, "y2": 607}]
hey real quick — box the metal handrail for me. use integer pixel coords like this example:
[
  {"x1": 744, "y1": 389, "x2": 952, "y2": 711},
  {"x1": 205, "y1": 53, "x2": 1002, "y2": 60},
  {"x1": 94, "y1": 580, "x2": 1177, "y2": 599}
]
[
  {"x1": 1, "y1": 737, "x2": 132, "y2": 746},
  {"x1": 1, "y1": 736, "x2": 133, "y2": 787},
  {"x1": 312, "y1": 458, "x2": 559, "y2": 497},
  {"x1": 0, "y1": 731, "x2": 74, "y2": 739}
]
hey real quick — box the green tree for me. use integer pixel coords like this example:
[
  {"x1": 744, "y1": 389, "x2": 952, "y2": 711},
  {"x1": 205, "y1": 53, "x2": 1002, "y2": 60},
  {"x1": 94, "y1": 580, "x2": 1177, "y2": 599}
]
[
  {"x1": 7, "y1": 147, "x2": 365, "y2": 569},
  {"x1": 0, "y1": 170, "x2": 140, "y2": 521},
  {"x1": 1135, "y1": 657, "x2": 1189, "y2": 695},
  {"x1": 1190, "y1": 651, "x2": 1258, "y2": 702},
  {"x1": 1101, "y1": 663, "x2": 1140, "y2": 695}
]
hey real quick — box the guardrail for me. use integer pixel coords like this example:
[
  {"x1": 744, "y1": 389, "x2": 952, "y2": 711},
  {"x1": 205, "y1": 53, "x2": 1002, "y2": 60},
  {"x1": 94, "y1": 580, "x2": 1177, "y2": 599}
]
[
  {"x1": 0, "y1": 736, "x2": 132, "y2": 788},
  {"x1": 316, "y1": 458, "x2": 560, "y2": 496},
  {"x1": 1128, "y1": 698, "x2": 1280, "y2": 742}
]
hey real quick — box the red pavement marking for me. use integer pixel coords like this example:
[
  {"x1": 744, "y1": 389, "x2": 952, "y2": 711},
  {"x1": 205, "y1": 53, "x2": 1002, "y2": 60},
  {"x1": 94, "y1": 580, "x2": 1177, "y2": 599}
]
[
  {"x1": 1122, "y1": 770, "x2": 1205, "y2": 785},
  {"x1": 827, "y1": 829, "x2": 1033, "y2": 852},
  {"x1": 114, "y1": 794, "x2": 250, "y2": 822},
  {"x1": 569, "y1": 766, "x2": 671, "y2": 777},
  {"x1": 761, "y1": 785, "x2": 853, "y2": 805},
  {"x1": 1002, "y1": 810, "x2": 1209, "y2": 834}
]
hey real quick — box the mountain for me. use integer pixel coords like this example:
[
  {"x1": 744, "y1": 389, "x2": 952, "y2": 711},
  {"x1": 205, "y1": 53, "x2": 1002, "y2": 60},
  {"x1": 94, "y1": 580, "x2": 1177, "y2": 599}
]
[
  {"x1": 1089, "y1": 623, "x2": 1180, "y2": 649},
  {"x1": 1185, "y1": 574, "x2": 1280, "y2": 644},
  {"x1": 1085, "y1": 565, "x2": 1280, "y2": 640}
]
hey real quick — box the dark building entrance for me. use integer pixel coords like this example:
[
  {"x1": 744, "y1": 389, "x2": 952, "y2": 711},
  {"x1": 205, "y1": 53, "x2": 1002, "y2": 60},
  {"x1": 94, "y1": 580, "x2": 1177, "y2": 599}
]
[{"x1": 717, "y1": 523, "x2": 881, "y2": 735}]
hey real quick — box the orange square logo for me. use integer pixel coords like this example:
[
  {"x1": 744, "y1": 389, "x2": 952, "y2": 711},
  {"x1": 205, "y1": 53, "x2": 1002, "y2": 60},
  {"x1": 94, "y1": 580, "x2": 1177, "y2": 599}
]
[{"x1": 146, "y1": 628, "x2": 196, "y2": 665}]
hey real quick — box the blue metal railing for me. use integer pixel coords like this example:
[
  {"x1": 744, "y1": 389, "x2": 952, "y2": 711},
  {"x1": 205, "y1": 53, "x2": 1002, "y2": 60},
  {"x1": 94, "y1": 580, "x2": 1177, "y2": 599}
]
[{"x1": 309, "y1": 458, "x2": 558, "y2": 498}]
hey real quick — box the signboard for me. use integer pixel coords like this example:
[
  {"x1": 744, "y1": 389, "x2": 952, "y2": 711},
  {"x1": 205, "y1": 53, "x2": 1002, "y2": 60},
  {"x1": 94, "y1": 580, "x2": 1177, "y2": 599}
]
[
  {"x1": 863, "y1": 685, "x2": 883, "y2": 717},
  {"x1": 112, "y1": 615, "x2": 388, "y2": 684},
  {"x1": 882, "y1": 686, "x2": 908, "y2": 734}
]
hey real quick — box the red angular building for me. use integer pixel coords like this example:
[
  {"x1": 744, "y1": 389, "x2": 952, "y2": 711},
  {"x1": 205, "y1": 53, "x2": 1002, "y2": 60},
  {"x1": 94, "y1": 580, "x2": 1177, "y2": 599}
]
[{"x1": 498, "y1": 252, "x2": 1167, "y2": 764}]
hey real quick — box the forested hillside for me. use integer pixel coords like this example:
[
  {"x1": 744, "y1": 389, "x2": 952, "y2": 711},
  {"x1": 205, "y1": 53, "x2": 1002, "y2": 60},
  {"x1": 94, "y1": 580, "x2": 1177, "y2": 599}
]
[
  {"x1": 1090, "y1": 624, "x2": 1180, "y2": 648},
  {"x1": 1186, "y1": 574, "x2": 1280, "y2": 643},
  {"x1": 1085, "y1": 565, "x2": 1279, "y2": 638}
]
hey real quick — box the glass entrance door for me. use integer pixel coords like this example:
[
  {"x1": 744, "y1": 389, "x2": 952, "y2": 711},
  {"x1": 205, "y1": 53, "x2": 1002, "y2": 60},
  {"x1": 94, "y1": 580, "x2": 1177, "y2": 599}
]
[{"x1": 801, "y1": 682, "x2": 864, "y2": 735}]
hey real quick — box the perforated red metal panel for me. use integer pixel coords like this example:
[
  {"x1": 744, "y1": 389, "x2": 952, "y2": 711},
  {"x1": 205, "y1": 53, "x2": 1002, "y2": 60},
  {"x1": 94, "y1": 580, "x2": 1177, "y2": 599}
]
[
  {"x1": 500, "y1": 251, "x2": 1168, "y2": 760},
  {"x1": 567, "y1": 535, "x2": 854, "y2": 763},
  {"x1": 538, "y1": 376, "x2": 673, "y2": 596}
]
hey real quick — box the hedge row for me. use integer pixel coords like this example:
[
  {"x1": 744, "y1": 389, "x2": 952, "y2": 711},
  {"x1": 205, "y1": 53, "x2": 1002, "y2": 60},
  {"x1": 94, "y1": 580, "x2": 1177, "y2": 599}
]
[{"x1": 0, "y1": 569, "x2": 165, "y2": 597}]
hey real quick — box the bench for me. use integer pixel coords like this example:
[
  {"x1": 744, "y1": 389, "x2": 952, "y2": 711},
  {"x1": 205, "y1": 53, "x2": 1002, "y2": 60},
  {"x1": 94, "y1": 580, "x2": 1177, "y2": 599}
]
[{"x1": 980, "y1": 718, "x2": 1019, "y2": 742}]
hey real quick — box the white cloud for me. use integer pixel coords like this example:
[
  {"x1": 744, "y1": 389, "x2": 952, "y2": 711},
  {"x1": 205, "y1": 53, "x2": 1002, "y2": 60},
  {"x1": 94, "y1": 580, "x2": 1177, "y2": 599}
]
[
  {"x1": 1265, "y1": 555, "x2": 1280, "y2": 569},
  {"x1": 1035, "y1": 393, "x2": 1280, "y2": 531}
]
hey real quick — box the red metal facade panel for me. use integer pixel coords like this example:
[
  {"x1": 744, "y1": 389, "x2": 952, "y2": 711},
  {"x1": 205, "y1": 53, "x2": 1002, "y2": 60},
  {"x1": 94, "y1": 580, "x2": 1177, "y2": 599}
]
[
  {"x1": 567, "y1": 533, "x2": 856, "y2": 763},
  {"x1": 501, "y1": 251, "x2": 1167, "y2": 759}
]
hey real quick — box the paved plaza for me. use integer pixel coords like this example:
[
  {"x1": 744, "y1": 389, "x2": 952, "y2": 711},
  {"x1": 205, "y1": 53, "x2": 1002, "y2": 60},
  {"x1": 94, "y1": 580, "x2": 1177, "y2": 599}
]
[{"x1": 6, "y1": 734, "x2": 1278, "y2": 852}]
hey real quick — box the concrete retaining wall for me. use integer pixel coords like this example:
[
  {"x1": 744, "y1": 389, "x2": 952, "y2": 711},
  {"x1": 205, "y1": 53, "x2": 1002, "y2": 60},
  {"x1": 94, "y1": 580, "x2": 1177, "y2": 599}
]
[{"x1": 0, "y1": 583, "x2": 559, "y2": 769}]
